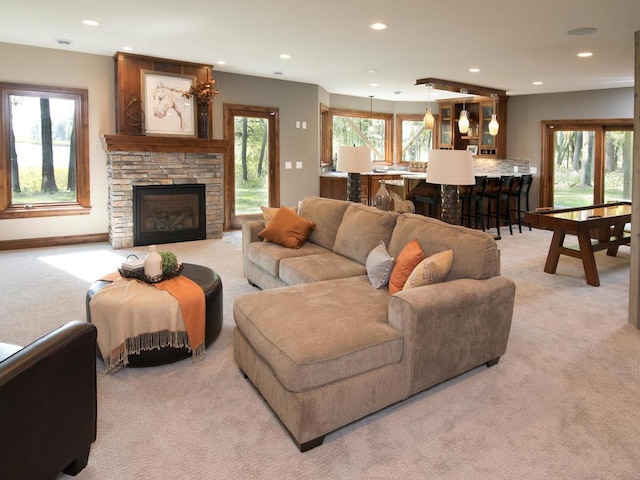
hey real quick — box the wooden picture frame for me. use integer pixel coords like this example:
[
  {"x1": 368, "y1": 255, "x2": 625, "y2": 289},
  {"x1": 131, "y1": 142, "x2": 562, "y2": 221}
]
[
  {"x1": 141, "y1": 70, "x2": 197, "y2": 136},
  {"x1": 466, "y1": 145, "x2": 478, "y2": 155}
]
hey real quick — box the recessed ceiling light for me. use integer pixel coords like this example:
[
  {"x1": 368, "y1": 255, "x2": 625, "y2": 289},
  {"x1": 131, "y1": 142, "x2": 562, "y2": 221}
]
[
  {"x1": 217, "y1": 61, "x2": 226, "y2": 65},
  {"x1": 469, "y1": 68, "x2": 480, "y2": 73},
  {"x1": 122, "y1": 46, "x2": 133, "y2": 51},
  {"x1": 279, "y1": 54, "x2": 291, "y2": 59},
  {"x1": 370, "y1": 23, "x2": 387, "y2": 30},
  {"x1": 567, "y1": 27, "x2": 597, "y2": 36},
  {"x1": 578, "y1": 52, "x2": 593, "y2": 58},
  {"x1": 367, "y1": 69, "x2": 379, "y2": 74},
  {"x1": 533, "y1": 81, "x2": 543, "y2": 85},
  {"x1": 370, "y1": 83, "x2": 379, "y2": 87},
  {"x1": 82, "y1": 20, "x2": 99, "y2": 26}
]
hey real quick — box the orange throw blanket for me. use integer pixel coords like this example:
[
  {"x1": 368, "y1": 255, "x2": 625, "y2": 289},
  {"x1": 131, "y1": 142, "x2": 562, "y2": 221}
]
[{"x1": 154, "y1": 275, "x2": 205, "y2": 356}]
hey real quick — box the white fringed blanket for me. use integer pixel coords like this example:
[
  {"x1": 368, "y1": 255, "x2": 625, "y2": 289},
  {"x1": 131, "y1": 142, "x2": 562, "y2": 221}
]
[{"x1": 89, "y1": 276, "x2": 205, "y2": 373}]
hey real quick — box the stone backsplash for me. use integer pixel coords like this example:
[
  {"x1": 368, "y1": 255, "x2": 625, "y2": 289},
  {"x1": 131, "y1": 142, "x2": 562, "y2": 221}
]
[{"x1": 472, "y1": 158, "x2": 531, "y2": 176}]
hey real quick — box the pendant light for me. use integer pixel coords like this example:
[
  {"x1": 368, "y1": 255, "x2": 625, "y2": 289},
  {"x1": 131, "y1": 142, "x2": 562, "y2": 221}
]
[
  {"x1": 367, "y1": 95, "x2": 376, "y2": 137},
  {"x1": 458, "y1": 89, "x2": 469, "y2": 134},
  {"x1": 488, "y1": 93, "x2": 500, "y2": 136},
  {"x1": 423, "y1": 83, "x2": 435, "y2": 130}
]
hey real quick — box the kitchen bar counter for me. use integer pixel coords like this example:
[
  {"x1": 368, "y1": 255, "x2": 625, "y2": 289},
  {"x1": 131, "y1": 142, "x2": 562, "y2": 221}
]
[
  {"x1": 320, "y1": 158, "x2": 531, "y2": 207},
  {"x1": 319, "y1": 171, "x2": 410, "y2": 204}
]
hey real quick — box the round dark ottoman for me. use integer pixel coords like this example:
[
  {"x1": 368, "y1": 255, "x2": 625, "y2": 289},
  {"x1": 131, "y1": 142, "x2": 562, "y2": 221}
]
[{"x1": 86, "y1": 263, "x2": 223, "y2": 367}]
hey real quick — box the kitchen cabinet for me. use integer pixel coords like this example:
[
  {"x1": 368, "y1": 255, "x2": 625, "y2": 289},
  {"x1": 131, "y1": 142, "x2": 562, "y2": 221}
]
[{"x1": 436, "y1": 96, "x2": 507, "y2": 158}]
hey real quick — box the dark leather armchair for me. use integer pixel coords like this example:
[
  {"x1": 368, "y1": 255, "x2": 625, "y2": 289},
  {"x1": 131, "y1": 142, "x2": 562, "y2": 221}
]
[{"x1": 0, "y1": 321, "x2": 97, "y2": 479}]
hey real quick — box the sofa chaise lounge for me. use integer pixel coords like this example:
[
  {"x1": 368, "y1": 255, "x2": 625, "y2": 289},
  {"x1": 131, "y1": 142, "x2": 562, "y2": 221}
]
[{"x1": 234, "y1": 196, "x2": 516, "y2": 451}]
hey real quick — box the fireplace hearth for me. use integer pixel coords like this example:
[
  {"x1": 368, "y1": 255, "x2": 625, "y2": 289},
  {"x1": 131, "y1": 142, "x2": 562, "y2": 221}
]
[{"x1": 134, "y1": 184, "x2": 206, "y2": 246}]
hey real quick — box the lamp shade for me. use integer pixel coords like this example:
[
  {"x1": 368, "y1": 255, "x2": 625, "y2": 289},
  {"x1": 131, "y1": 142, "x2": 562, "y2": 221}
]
[
  {"x1": 336, "y1": 146, "x2": 371, "y2": 173},
  {"x1": 426, "y1": 149, "x2": 475, "y2": 186}
]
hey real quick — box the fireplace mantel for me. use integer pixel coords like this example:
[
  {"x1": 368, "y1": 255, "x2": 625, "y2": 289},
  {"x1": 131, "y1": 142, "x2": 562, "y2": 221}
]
[{"x1": 103, "y1": 135, "x2": 229, "y2": 154}]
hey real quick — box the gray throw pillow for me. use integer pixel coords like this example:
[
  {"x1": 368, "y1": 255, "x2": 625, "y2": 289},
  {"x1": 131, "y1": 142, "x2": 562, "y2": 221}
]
[{"x1": 366, "y1": 241, "x2": 395, "y2": 289}]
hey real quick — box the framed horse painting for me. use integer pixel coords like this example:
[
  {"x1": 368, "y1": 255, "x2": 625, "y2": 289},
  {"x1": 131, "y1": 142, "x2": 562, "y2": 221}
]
[{"x1": 141, "y1": 70, "x2": 197, "y2": 136}]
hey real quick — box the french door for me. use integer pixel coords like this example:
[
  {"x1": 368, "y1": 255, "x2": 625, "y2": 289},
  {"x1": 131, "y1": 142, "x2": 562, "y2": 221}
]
[
  {"x1": 541, "y1": 120, "x2": 633, "y2": 208},
  {"x1": 223, "y1": 104, "x2": 279, "y2": 229}
]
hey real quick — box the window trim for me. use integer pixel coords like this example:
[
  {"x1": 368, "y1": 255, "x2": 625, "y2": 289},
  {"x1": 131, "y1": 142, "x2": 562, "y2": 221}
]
[
  {"x1": 320, "y1": 103, "x2": 331, "y2": 167},
  {"x1": 322, "y1": 107, "x2": 393, "y2": 166},
  {"x1": 0, "y1": 82, "x2": 90, "y2": 219},
  {"x1": 395, "y1": 113, "x2": 436, "y2": 164},
  {"x1": 540, "y1": 118, "x2": 632, "y2": 207}
]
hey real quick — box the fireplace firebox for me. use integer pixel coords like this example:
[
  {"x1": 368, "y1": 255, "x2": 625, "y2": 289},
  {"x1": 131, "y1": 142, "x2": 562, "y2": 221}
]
[{"x1": 133, "y1": 184, "x2": 206, "y2": 246}]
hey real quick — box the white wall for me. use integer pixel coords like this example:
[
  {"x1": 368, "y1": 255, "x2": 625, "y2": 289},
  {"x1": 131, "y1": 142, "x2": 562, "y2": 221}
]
[
  {"x1": 507, "y1": 87, "x2": 634, "y2": 208},
  {"x1": 0, "y1": 43, "x2": 114, "y2": 242}
]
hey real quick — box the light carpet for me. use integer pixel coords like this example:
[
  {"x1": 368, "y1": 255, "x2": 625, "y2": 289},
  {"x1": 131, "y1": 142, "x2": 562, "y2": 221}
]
[{"x1": 1, "y1": 228, "x2": 639, "y2": 479}]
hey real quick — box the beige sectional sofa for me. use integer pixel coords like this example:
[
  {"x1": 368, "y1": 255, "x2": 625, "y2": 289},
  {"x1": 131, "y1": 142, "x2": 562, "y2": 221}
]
[{"x1": 234, "y1": 196, "x2": 515, "y2": 451}]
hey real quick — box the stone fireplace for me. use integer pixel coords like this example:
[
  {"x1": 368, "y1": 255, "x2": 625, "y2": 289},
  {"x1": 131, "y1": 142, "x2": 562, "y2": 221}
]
[{"x1": 103, "y1": 136, "x2": 228, "y2": 249}]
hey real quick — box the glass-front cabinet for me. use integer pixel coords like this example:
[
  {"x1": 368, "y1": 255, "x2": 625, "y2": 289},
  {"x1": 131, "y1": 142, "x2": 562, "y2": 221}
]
[
  {"x1": 438, "y1": 104, "x2": 453, "y2": 149},
  {"x1": 436, "y1": 95, "x2": 507, "y2": 159},
  {"x1": 479, "y1": 101, "x2": 497, "y2": 156}
]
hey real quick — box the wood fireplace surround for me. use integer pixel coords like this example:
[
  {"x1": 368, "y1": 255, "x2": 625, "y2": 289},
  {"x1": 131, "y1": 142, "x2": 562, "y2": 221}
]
[{"x1": 104, "y1": 53, "x2": 228, "y2": 249}]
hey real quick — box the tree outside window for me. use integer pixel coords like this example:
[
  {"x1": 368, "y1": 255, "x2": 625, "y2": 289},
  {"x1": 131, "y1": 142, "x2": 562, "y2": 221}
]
[{"x1": 10, "y1": 95, "x2": 77, "y2": 203}]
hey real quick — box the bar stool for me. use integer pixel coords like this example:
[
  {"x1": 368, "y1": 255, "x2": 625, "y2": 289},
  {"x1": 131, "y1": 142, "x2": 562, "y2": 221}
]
[
  {"x1": 485, "y1": 175, "x2": 515, "y2": 237},
  {"x1": 459, "y1": 175, "x2": 488, "y2": 230},
  {"x1": 412, "y1": 183, "x2": 440, "y2": 218},
  {"x1": 510, "y1": 174, "x2": 533, "y2": 233}
]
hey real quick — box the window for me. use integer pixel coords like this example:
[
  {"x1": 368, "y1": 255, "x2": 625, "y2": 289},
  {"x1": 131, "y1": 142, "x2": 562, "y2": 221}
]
[
  {"x1": 395, "y1": 114, "x2": 433, "y2": 163},
  {"x1": 321, "y1": 107, "x2": 393, "y2": 166},
  {"x1": 541, "y1": 119, "x2": 633, "y2": 208},
  {"x1": 224, "y1": 104, "x2": 279, "y2": 229},
  {"x1": 604, "y1": 129, "x2": 633, "y2": 202},
  {"x1": 0, "y1": 82, "x2": 90, "y2": 218}
]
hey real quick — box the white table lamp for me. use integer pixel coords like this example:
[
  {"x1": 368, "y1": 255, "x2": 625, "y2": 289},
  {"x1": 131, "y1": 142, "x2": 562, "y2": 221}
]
[
  {"x1": 425, "y1": 149, "x2": 475, "y2": 224},
  {"x1": 336, "y1": 146, "x2": 371, "y2": 203}
]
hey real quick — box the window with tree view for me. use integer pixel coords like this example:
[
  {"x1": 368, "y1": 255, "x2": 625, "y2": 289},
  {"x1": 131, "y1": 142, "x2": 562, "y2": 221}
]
[
  {"x1": 234, "y1": 115, "x2": 269, "y2": 215},
  {"x1": 1, "y1": 83, "x2": 89, "y2": 218},
  {"x1": 329, "y1": 108, "x2": 393, "y2": 164},
  {"x1": 547, "y1": 123, "x2": 632, "y2": 208},
  {"x1": 604, "y1": 130, "x2": 633, "y2": 203},
  {"x1": 397, "y1": 115, "x2": 432, "y2": 162}
]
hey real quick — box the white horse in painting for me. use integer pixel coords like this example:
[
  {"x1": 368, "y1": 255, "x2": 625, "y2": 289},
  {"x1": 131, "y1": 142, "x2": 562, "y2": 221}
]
[{"x1": 152, "y1": 83, "x2": 192, "y2": 132}]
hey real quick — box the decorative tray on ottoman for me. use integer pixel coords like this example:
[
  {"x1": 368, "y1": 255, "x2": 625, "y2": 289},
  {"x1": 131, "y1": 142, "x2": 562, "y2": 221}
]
[{"x1": 118, "y1": 256, "x2": 183, "y2": 284}]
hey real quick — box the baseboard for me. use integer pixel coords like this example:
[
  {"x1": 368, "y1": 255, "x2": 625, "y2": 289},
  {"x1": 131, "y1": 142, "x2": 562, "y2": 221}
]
[{"x1": 0, "y1": 233, "x2": 109, "y2": 251}]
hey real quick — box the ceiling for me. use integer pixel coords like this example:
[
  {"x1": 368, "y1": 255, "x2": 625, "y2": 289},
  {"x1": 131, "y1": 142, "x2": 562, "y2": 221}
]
[{"x1": 1, "y1": 0, "x2": 639, "y2": 102}]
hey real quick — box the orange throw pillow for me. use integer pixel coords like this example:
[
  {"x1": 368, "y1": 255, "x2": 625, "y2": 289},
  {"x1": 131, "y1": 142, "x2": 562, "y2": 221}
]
[
  {"x1": 258, "y1": 207, "x2": 316, "y2": 249},
  {"x1": 388, "y1": 239, "x2": 425, "y2": 294},
  {"x1": 260, "y1": 205, "x2": 297, "y2": 225}
]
